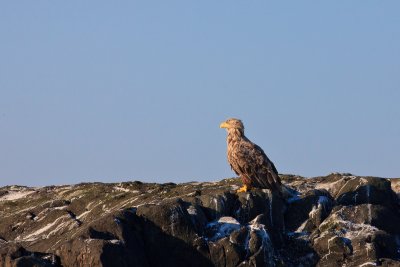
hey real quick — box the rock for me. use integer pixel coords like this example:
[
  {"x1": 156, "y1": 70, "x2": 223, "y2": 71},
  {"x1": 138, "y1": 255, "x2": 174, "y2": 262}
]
[
  {"x1": 0, "y1": 244, "x2": 60, "y2": 267},
  {"x1": 246, "y1": 220, "x2": 275, "y2": 266},
  {"x1": 209, "y1": 237, "x2": 243, "y2": 267},
  {"x1": 235, "y1": 190, "x2": 285, "y2": 246},
  {"x1": 204, "y1": 216, "x2": 241, "y2": 241},
  {"x1": 0, "y1": 174, "x2": 399, "y2": 267},
  {"x1": 317, "y1": 175, "x2": 397, "y2": 207},
  {"x1": 199, "y1": 191, "x2": 237, "y2": 221},
  {"x1": 136, "y1": 199, "x2": 213, "y2": 267},
  {"x1": 312, "y1": 203, "x2": 400, "y2": 266},
  {"x1": 285, "y1": 189, "x2": 334, "y2": 233},
  {"x1": 59, "y1": 209, "x2": 148, "y2": 267}
]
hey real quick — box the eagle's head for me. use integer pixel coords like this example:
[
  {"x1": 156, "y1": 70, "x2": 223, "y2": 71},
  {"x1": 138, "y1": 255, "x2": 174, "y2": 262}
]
[{"x1": 219, "y1": 118, "x2": 244, "y2": 131}]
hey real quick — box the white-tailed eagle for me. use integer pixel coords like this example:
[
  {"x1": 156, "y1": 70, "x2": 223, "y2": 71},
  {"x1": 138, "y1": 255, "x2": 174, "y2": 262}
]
[{"x1": 220, "y1": 118, "x2": 282, "y2": 193}]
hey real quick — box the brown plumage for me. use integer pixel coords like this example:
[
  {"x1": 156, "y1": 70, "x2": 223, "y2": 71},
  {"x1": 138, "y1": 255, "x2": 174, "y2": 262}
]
[{"x1": 220, "y1": 118, "x2": 282, "y2": 193}]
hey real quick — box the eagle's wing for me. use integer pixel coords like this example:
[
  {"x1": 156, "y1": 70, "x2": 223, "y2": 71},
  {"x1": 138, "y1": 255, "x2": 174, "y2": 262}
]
[
  {"x1": 233, "y1": 139, "x2": 281, "y2": 191},
  {"x1": 253, "y1": 144, "x2": 282, "y2": 190}
]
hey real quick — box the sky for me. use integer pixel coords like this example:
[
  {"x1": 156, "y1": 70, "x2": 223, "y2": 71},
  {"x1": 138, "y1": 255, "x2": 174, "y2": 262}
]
[{"x1": 0, "y1": 1, "x2": 399, "y2": 186}]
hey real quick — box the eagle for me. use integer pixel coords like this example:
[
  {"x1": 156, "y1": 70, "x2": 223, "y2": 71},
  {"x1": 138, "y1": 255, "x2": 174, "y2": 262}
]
[{"x1": 220, "y1": 118, "x2": 282, "y2": 193}]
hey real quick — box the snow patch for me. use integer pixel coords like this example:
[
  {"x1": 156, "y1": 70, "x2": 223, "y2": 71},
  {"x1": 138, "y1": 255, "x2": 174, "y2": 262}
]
[
  {"x1": 319, "y1": 212, "x2": 379, "y2": 238},
  {"x1": 210, "y1": 195, "x2": 227, "y2": 219},
  {"x1": 359, "y1": 262, "x2": 377, "y2": 267},
  {"x1": 218, "y1": 216, "x2": 240, "y2": 224},
  {"x1": 206, "y1": 215, "x2": 274, "y2": 267},
  {"x1": 315, "y1": 178, "x2": 345, "y2": 192},
  {"x1": 309, "y1": 205, "x2": 319, "y2": 222},
  {"x1": 309, "y1": 196, "x2": 330, "y2": 221},
  {"x1": 22, "y1": 215, "x2": 69, "y2": 241},
  {"x1": 53, "y1": 206, "x2": 68, "y2": 210},
  {"x1": 247, "y1": 219, "x2": 274, "y2": 266},
  {"x1": 113, "y1": 186, "x2": 130, "y2": 193},
  {"x1": 108, "y1": 239, "x2": 122, "y2": 245},
  {"x1": 0, "y1": 190, "x2": 34, "y2": 201},
  {"x1": 46, "y1": 219, "x2": 74, "y2": 238},
  {"x1": 77, "y1": 210, "x2": 91, "y2": 220},
  {"x1": 296, "y1": 219, "x2": 309, "y2": 233},
  {"x1": 206, "y1": 216, "x2": 240, "y2": 241},
  {"x1": 186, "y1": 205, "x2": 197, "y2": 216},
  {"x1": 230, "y1": 185, "x2": 239, "y2": 191}
]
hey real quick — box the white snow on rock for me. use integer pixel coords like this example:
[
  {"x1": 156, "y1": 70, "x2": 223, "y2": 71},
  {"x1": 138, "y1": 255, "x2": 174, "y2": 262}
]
[
  {"x1": 76, "y1": 210, "x2": 91, "y2": 220},
  {"x1": 359, "y1": 262, "x2": 377, "y2": 267},
  {"x1": 315, "y1": 177, "x2": 351, "y2": 196},
  {"x1": 230, "y1": 185, "x2": 239, "y2": 191},
  {"x1": 186, "y1": 205, "x2": 197, "y2": 216},
  {"x1": 296, "y1": 220, "x2": 309, "y2": 233},
  {"x1": 308, "y1": 196, "x2": 330, "y2": 222},
  {"x1": 21, "y1": 215, "x2": 69, "y2": 241},
  {"x1": 245, "y1": 217, "x2": 274, "y2": 266},
  {"x1": 218, "y1": 216, "x2": 240, "y2": 224},
  {"x1": 113, "y1": 186, "x2": 130, "y2": 192},
  {"x1": 108, "y1": 239, "x2": 122, "y2": 245},
  {"x1": 206, "y1": 216, "x2": 241, "y2": 241},
  {"x1": 0, "y1": 190, "x2": 35, "y2": 201},
  {"x1": 320, "y1": 212, "x2": 379, "y2": 234}
]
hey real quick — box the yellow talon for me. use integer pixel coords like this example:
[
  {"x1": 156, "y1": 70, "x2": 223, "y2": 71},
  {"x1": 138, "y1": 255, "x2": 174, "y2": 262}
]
[{"x1": 237, "y1": 185, "x2": 248, "y2": 193}]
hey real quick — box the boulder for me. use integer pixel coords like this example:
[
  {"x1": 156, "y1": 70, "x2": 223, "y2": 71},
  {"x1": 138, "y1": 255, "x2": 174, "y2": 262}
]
[
  {"x1": 285, "y1": 189, "x2": 334, "y2": 233},
  {"x1": 313, "y1": 204, "x2": 400, "y2": 267}
]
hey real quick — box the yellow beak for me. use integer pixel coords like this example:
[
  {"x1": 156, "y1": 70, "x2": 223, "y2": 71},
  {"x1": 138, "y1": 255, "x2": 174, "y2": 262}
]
[{"x1": 219, "y1": 121, "x2": 229, "y2": 128}]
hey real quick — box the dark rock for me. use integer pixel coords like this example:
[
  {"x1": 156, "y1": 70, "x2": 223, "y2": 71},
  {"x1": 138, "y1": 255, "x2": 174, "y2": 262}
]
[
  {"x1": 235, "y1": 190, "x2": 285, "y2": 246},
  {"x1": 313, "y1": 203, "x2": 400, "y2": 267},
  {"x1": 332, "y1": 176, "x2": 397, "y2": 207},
  {"x1": 199, "y1": 191, "x2": 237, "y2": 221},
  {"x1": 136, "y1": 199, "x2": 213, "y2": 267},
  {"x1": 281, "y1": 231, "x2": 319, "y2": 267},
  {"x1": 204, "y1": 216, "x2": 240, "y2": 241},
  {"x1": 318, "y1": 204, "x2": 400, "y2": 235},
  {"x1": 229, "y1": 226, "x2": 248, "y2": 245},
  {"x1": 136, "y1": 198, "x2": 198, "y2": 240},
  {"x1": 186, "y1": 203, "x2": 208, "y2": 234},
  {"x1": 0, "y1": 190, "x2": 8, "y2": 198},
  {"x1": 0, "y1": 174, "x2": 399, "y2": 267},
  {"x1": 209, "y1": 237, "x2": 243, "y2": 267},
  {"x1": 0, "y1": 244, "x2": 60, "y2": 267},
  {"x1": 285, "y1": 189, "x2": 334, "y2": 233}
]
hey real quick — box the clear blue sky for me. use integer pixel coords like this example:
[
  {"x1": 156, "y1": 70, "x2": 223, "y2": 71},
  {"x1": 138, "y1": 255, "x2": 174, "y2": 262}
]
[{"x1": 1, "y1": 1, "x2": 399, "y2": 186}]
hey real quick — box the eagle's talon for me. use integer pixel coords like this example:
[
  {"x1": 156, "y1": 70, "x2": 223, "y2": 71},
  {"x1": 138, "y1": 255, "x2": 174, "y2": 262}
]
[{"x1": 237, "y1": 185, "x2": 248, "y2": 193}]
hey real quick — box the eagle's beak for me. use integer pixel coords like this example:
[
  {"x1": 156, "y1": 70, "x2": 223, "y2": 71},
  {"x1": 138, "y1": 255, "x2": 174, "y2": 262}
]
[{"x1": 219, "y1": 121, "x2": 229, "y2": 128}]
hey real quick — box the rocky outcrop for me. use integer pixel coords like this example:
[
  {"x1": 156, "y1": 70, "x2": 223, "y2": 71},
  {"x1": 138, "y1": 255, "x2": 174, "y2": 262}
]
[{"x1": 0, "y1": 174, "x2": 399, "y2": 267}]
